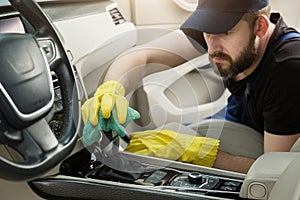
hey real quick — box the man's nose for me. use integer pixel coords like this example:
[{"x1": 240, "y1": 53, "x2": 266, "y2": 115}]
[{"x1": 205, "y1": 34, "x2": 223, "y2": 54}]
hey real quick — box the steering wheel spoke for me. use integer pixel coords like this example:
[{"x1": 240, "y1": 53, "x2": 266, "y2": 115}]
[
  {"x1": 9, "y1": 119, "x2": 59, "y2": 164},
  {"x1": 25, "y1": 118, "x2": 59, "y2": 152}
]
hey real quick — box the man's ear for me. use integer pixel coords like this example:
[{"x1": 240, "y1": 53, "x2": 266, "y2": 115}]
[{"x1": 256, "y1": 15, "x2": 269, "y2": 38}]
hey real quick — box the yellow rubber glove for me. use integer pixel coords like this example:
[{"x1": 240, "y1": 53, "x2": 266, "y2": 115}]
[
  {"x1": 81, "y1": 81, "x2": 128, "y2": 126},
  {"x1": 125, "y1": 129, "x2": 219, "y2": 167}
]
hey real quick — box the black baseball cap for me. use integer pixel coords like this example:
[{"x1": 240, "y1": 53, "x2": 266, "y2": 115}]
[{"x1": 180, "y1": 0, "x2": 269, "y2": 34}]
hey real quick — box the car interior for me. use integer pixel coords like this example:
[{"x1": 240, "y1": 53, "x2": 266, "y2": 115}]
[{"x1": 1, "y1": 0, "x2": 300, "y2": 199}]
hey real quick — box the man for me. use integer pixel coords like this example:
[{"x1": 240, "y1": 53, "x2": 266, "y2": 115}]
[{"x1": 82, "y1": 0, "x2": 300, "y2": 173}]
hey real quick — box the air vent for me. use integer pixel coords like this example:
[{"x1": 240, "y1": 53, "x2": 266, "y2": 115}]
[{"x1": 109, "y1": 8, "x2": 126, "y2": 25}]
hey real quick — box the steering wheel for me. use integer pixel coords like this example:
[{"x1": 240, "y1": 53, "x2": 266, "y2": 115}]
[{"x1": 0, "y1": 0, "x2": 81, "y2": 181}]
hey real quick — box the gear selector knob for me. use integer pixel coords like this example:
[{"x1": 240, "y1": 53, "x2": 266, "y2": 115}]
[{"x1": 188, "y1": 172, "x2": 203, "y2": 184}]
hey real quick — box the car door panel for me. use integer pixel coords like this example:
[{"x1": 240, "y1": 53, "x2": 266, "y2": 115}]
[
  {"x1": 132, "y1": 0, "x2": 195, "y2": 28},
  {"x1": 114, "y1": 0, "x2": 196, "y2": 44}
]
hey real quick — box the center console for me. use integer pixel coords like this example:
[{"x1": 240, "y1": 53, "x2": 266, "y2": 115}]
[
  {"x1": 135, "y1": 168, "x2": 243, "y2": 198},
  {"x1": 31, "y1": 148, "x2": 245, "y2": 200}
]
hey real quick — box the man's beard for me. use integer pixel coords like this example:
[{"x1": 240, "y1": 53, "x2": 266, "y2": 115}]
[{"x1": 209, "y1": 34, "x2": 258, "y2": 80}]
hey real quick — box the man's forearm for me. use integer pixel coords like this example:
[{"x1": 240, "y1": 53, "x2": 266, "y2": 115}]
[
  {"x1": 213, "y1": 151, "x2": 256, "y2": 174},
  {"x1": 104, "y1": 49, "x2": 187, "y2": 93}
]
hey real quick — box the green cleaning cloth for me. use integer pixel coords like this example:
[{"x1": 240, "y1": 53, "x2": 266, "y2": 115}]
[{"x1": 82, "y1": 107, "x2": 140, "y2": 146}]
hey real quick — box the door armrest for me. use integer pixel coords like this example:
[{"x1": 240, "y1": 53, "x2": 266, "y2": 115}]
[{"x1": 240, "y1": 152, "x2": 299, "y2": 200}]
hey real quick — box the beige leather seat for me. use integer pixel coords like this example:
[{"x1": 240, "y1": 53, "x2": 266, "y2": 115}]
[{"x1": 290, "y1": 137, "x2": 300, "y2": 152}]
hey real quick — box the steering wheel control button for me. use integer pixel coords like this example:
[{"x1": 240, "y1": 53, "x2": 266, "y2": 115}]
[
  {"x1": 38, "y1": 39, "x2": 56, "y2": 63},
  {"x1": 188, "y1": 172, "x2": 203, "y2": 184},
  {"x1": 49, "y1": 119, "x2": 63, "y2": 138}
]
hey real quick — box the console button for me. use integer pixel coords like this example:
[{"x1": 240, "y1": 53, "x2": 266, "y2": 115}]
[
  {"x1": 220, "y1": 185, "x2": 237, "y2": 192},
  {"x1": 171, "y1": 180, "x2": 182, "y2": 187},
  {"x1": 201, "y1": 177, "x2": 219, "y2": 189},
  {"x1": 188, "y1": 172, "x2": 203, "y2": 184},
  {"x1": 224, "y1": 181, "x2": 241, "y2": 187}
]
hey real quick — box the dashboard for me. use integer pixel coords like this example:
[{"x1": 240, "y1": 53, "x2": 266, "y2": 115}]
[{"x1": 0, "y1": 15, "x2": 25, "y2": 33}]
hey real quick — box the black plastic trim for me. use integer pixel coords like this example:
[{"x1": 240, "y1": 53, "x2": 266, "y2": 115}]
[{"x1": 30, "y1": 177, "x2": 214, "y2": 200}]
